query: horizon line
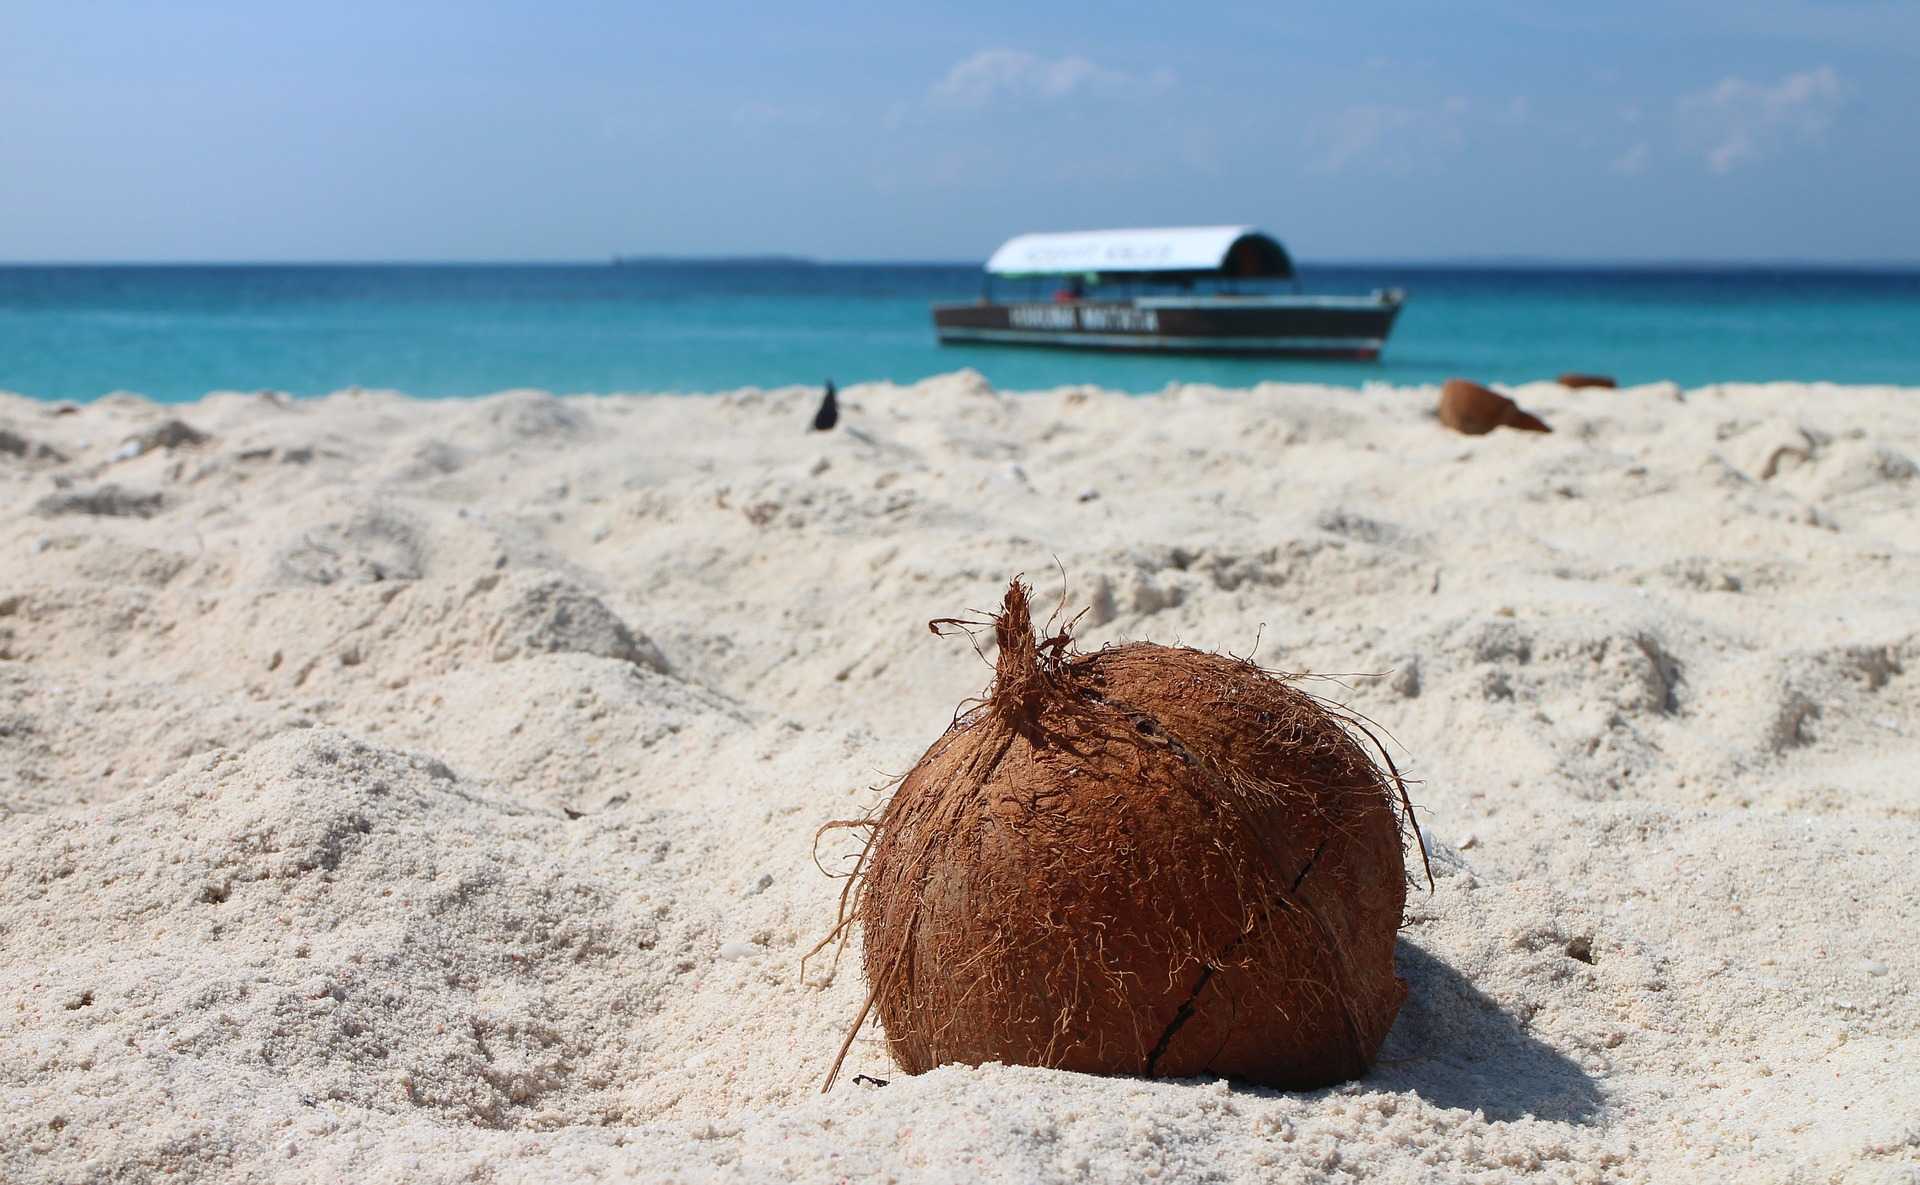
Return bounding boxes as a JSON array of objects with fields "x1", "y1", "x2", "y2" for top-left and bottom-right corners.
[{"x1": 4, "y1": 255, "x2": 1920, "y2": 271}]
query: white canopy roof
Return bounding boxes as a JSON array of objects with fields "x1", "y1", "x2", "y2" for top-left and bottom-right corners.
[{"x1": 983, "y1": 226, "x2": 1290, "y2": 276}]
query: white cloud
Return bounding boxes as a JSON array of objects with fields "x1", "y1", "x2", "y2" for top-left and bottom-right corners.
[
  {"x1": 1306, "y1": 95, "x2": 1525, "y2": 174},
  {"x1": 930, "y1": 49, "x2": 1168, "y2": 109},
  {"x1": 1610, "y1": 141, "x2": 1650, "y2": 176},
  {"x1": 1309, "y1": 104, "x2": 1426, "y2": 173},
  {"x1": 1677, "y1": 66, "x2": 1844, "y2": 174}
]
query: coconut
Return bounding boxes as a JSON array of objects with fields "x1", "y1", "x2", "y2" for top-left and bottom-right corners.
[
  {"x1": 819, "y1": 580, "x2": 1422, "y2": 1089},
  {"x1": 1438, "y1": 378, "x2": 1552, "y2": 435}
]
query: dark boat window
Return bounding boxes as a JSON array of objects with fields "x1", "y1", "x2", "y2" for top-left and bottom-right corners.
[
  {"x1": 986, "y1": 271, "x2": 1313, "y2": 300},
  {"x1": 981, "y1": 229, "x2": 1299, "y2": 300}
]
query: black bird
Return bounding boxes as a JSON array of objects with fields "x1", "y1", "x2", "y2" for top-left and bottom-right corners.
[{"x1": 811, "y1": 379, "x2": 838, "y2": 432}]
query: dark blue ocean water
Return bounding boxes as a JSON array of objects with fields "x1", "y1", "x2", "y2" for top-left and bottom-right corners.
[{"x1": 3, "y1": 262, "x2": 1918, "y2": 402}]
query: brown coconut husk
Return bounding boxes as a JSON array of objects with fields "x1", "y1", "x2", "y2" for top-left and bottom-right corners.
[
  {"x1": 1556, "y1": 372, "x2": 1618, "y2": 390},
  {"x1": 1439, "y1": 378, "x2": 1552, "y2": 435},
  {"x1": 815, "y1": 580, "x2": 1424, "y2": 1090}
]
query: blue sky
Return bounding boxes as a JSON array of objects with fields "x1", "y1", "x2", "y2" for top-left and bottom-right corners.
[{"x1": 3, "y1": 1, "x2": 1917, "y2": 263}]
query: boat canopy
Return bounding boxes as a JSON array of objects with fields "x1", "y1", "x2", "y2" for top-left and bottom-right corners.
[{"x1": 983, "y1": 226, "x2": 1294, "y2": 280}]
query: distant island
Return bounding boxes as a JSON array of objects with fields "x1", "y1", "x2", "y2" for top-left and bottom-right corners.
[{"x1": 611, "y1": 253, "x2": 817, "y2": 267}]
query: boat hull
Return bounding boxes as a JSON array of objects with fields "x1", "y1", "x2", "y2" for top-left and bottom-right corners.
[{"x1": 931, "y1": 296, "x2": 1401, "y2": 359}]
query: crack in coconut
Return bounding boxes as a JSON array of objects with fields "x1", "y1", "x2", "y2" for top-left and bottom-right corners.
[
  {"x1": 1143, "y1": 837, "x2": 1332, "y2": 1078},
  {"x1": 816, "y1": 578, "x2": 1424, "y2": 1091}
]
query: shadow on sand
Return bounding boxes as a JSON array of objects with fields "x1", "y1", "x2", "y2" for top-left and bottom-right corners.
[{"x1": 1368, "y1": 938, "x2": 1603, "y2": 1123}]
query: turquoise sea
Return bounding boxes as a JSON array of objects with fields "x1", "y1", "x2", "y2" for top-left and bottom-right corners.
[{"x1": 3, "y1": 262, "x2": 1919, "y2": 403}]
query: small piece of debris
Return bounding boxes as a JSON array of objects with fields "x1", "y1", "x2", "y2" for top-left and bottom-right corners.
[
  {"x1": 811, "y1": 380, "x2": 839, "y2": 432},
  {"x1": 1558, "y1": 372, "x2": 1617, "y2": 390},
  {"x1": 717, "y1": 941, "x2": 762, "y2": 961}
]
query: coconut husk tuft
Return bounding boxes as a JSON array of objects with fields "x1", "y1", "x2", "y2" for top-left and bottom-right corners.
[
  {"x1": 817, "y1": 579, "x2": 1422, "y2": 1091},
  {"x1": 928, "y1": 578, "x2": 1075, "y2": 735}
]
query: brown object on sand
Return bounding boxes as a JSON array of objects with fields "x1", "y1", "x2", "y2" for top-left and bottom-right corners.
[
  {"x1": 819, "y1": 580, "x2": 1420, "y2": 1090},
  {"x1": 1557, "y1": 373, "x2": 1618, "y2": 390},
  {"x1": 1438, "y1": 379, "x2": 1552, "y2": 435}
]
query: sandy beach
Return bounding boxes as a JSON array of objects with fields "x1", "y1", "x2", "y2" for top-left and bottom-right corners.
[{"x1": 2, "y1": 374, "x2": 1916, "y2": 1183}]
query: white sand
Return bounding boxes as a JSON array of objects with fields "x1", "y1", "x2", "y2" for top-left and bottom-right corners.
[{"x1": 2, "y1": 374, "x2": 1916, "y2": 1183}]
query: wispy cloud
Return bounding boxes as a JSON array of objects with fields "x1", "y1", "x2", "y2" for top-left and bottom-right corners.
[
  {"x1": 1677, "y1": 66, "x2": 1845, "y2": 174},
  {"x1": 1610, "y1": 141, "x2": 1650, "y2": 176},
  {"x1": 1309, "y1": 104, "x2": 1426, "y2": 173},
  {"x1": 929, "y1": 49, "x2": 1170, "y2": 109},
  {"x1": 1308, "y1": 94, "x2": 1535, "y2": 174}
]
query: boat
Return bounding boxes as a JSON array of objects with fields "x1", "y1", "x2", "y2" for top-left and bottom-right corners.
[{"x1": 932, "y1": 226, "x2": 1403, "y2": 359}]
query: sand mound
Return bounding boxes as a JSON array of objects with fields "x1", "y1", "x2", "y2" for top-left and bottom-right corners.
[
  {"x1": 0, "y1": 731, "x2": 687, "y2": 1146},
  {"x1": 392, "y1": 653, "x2": 745, "y2": 807},
  {"x1": 277, "y1": 503, "x2": 429, "y2": 585},
  {"x1": 467, "y1": 390, "x2": 590, "y2": 444},
  {"x1": 243, "y1": 569, "x2": 668, "y2": 686},
  {"x1": 0, "y1": 427, "x2": 66, "y2": 463}
]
